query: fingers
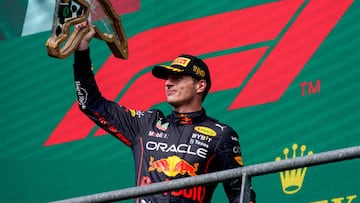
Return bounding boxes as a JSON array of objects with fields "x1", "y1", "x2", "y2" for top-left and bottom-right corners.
[
  {"x1": 76, "y1": 21, "x2": 95, "y2": 51},
  {"x1": 75, "y1": 21, "x2": 95, "y2": 35},
  {"x1": 75, "y1": 21, "x2": 88, "y2": 31}
]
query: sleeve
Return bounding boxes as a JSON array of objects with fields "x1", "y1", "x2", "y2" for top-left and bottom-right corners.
[
  {"x1": 72, "y1": 49, "x2": 145, "y2": 146},
  {"x1": 217, "y1": 127, "x2": 256, "y2": 203}
]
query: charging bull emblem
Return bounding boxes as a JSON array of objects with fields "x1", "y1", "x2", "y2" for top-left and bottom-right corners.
[{"x1": 148, "y1": 156, "x2": 199, "y2": 177}]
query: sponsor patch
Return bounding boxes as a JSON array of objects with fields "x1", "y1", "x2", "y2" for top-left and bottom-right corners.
[
  {"x1": 194, "y1": 126, "x2": 217, "y2": 137},
  {"x1": 148, "y1": 155, "x2": 199, "y2": 177},
  {"x1": 156, "y1": 120, "x2": 169, "y2": 131},
  {"x1": 171, "y1": 57, "x2": 191, "y2": 67}
]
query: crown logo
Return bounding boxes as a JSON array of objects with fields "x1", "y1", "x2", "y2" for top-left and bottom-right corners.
[{"x1": 275, "y1": 144, "x2": 313, "y2": 194}]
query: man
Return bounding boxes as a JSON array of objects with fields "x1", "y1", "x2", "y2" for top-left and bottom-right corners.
[{"x1": 73, "y1": 22, "x2": 255, "y2": 203}]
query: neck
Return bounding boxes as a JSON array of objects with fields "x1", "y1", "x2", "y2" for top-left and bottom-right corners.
[
  {"x1": 171, "y1": 108, "x2": 206, "y2": 125},
  {"x1": 173, "y1": 104, "x2": 203, "y2": 113}
]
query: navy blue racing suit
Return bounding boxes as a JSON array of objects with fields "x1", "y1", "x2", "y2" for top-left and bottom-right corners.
[{"x1": 73, "y1": 49, "x2": 255, "y2": 203}]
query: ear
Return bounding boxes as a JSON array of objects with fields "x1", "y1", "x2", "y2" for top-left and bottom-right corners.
[{"x1": 196, "y1": 79, "x2": 207, "y2": 94}]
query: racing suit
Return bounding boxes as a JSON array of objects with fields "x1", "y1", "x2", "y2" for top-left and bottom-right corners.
[{"x1": 73, "y1": 49, "x2": 255, "y2": 203}]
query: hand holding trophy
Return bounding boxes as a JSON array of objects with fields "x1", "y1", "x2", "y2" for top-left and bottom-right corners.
[{"x1": 46, "y1": 0, "x2": 128, "y2": 59}]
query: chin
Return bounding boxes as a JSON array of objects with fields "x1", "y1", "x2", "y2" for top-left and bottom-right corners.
[{"x1": 167, "y1": 98, "x2": 181, "y2": 108}]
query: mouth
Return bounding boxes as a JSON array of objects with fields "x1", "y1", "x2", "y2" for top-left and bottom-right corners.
[{"x1": 166, "y1": 89, "x2": 177, "y2": 96}]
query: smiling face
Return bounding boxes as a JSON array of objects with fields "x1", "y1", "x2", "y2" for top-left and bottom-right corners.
[{"x1": 165, "y1": 75, "x2": 206, "y2": 112}]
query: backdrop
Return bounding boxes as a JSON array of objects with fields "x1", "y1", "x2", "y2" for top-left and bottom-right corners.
[{"x1": 0, "y1": 0, "x2": 359, "y2": 202}]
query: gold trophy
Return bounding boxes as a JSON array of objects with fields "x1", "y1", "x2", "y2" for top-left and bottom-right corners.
[{"x1": 46, "y1": 0, "x2": 128, "y2": 59}]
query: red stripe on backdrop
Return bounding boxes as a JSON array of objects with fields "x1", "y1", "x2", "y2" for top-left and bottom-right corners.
[{"x1": 229, "y1": 0, "x2": 353, "y2": 109}]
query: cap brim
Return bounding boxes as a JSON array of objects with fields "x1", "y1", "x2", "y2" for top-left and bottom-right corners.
[{"x1": 152, "y1": 65, "x2": 185, "y2": 79}]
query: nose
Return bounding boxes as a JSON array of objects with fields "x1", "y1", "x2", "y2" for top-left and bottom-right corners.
[
  {"x1": 165, "y1": 78, "x2": 173, "y2": 89},
  {"x1": 165, "y1": 75, "x2": 176, "y2": 85}
]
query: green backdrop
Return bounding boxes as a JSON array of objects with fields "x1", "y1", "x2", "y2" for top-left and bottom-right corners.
[{"x1": 0, "y1": 0, "x2": 359, "y2": 202}]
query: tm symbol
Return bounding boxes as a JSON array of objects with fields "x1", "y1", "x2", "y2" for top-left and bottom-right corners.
[{"x1": 300, "y1": 80, "x2": 320, "y2": 96}]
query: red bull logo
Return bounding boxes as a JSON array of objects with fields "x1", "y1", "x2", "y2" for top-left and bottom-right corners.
[
  {"x1": 171, "y1": 186, "x2": 204, "y2": 202},
  {"x1": 148, "y1": 156, "x2": 199, "y2": 177}
]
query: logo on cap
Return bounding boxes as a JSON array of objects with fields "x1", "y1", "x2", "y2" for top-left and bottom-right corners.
[
  {"x1": 171, "y1": 57, "x2": 191, "y2": 67},
  {"x1": 193, "y1": 65, "x2": 206, "y2": 78}
]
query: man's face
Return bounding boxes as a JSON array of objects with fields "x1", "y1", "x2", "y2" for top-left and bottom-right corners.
[{"x1": 165, "y1": 75, "x2": 199, "y2": 108}]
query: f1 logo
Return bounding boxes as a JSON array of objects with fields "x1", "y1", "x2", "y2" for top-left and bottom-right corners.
[{"x1": 44, "y1": 0, "x2": 353, "y2": 146}]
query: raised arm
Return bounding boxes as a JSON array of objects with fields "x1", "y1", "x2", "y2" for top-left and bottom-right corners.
[{"x1": 71, "y1": 21, "x2": 136, "y2": 147}]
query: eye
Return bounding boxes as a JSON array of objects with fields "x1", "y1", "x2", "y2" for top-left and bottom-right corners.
[
  {"x1": 173, "y1": 75, "x2": 182, "y2": 80},
  {"x1": 168, "y1": 75, "x2": 182, "y2": 81}
]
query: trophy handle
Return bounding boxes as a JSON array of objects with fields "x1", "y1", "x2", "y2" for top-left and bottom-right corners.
[{"x1": 93, "y1": 0, "x2": 128, "y2": 59}]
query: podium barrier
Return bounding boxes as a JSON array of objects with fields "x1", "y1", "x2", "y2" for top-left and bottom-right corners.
[{"x1": 51, "y1": 146, "x2": 360, "y2": 203}]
